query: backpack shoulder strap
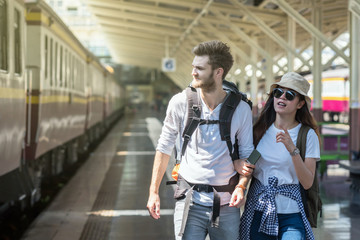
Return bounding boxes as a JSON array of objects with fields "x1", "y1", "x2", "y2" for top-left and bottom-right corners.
[
  {"x1": 296, "y1": 124, "x2": 323, "y2": 227},
  {"x1": 241, "y1": 93, "x2": 252, "y2": 110},
  {"x1": 296, "y1": 124, "x2": 311, "y2": 160},
  {"x1": 219, "y1": 92, "x2": 241, "y2": 160},
  {"x1": 296, "y1": 124, "x2": 312, "y2": 218},
  {"x1": 181, "y1": 87, "x2": 202, "y2": 156}
]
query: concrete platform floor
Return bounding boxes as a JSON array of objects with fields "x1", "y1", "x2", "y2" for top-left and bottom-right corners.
[{"x1": 22, "y1": 109, "x2": 360, "y2": 239}]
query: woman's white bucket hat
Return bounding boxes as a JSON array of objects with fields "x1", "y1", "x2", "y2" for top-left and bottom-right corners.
[{"x1": 270, "y1": 72, "x2": 311, "y2": 110}]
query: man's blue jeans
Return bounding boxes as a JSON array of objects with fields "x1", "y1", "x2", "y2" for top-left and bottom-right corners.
[
  {"x1": 250, "y1": 210, "x2": 306, "y2": 240},
  {"x1": 174, "y1": 199, "x2": 240, "y2": 240}
]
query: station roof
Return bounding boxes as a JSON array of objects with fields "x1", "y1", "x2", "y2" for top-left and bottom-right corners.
[{"x1": 85, "y1": 0, "x2": 349, "y2": 88}]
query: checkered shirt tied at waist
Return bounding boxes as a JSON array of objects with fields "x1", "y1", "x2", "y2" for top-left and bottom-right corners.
[{"x1": 239, "y1": 176, "x2": 314, "y2": 240}]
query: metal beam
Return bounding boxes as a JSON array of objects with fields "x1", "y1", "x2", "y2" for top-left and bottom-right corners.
[
  {"x1": 113, "y1": 56, "x2": 160, "y2": 69},
  {"x1": 273, "y1": 0, "x2": 350, "y2": 63},
  {"x1": 211, "y1": 8, "x2": 272, "y2": 61},
  {"x1": 106, "y1": 35, "x2": 175, "y2": 48},
  {"x1": 170, "y1": 0, "x2": 214, "y2": 56},
  {"x1": 90, "y1": 8, "x2": 185, "y2": 29},
  {"x1": 322, "y1": 44, "x2": 349, "y2": 70},
  {"x1": 349, "y1": 0, "x2": 360, "y2": 19},
  {"x1": 87, "y1": 0, "x2": 198, "y2": 21},
  {"x1": 108, "y1": 45, "x2": 165, "y2": 57},
  {"x1": 228, "y1": 0, "x2": 311, "y2": 69},
  {"x1": 211, "y1": 8, "x2": 284, "y2": 72},
  {"x1": 201, "y1": 21, "x2": 261, "y2": 74},
  {"x1": 102, "y1": 28, "x2": 169, "y2": 42},
  {"x1": 114, "y1": 0, "x2": 286, "y2": 21},
  {"x1": 98, "y1": 20, "x2": 182, "y2": 37}
]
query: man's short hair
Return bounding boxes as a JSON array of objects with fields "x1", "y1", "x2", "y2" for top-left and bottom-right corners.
[{"x1": 192, "y1": 40, "x2": 234, "y2": 79}]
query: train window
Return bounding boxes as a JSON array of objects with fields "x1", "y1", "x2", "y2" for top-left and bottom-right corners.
[
  {"x1": 44, "y1": 35, "x2": 48, "y2": 80},
  {"x1": 79, "y1": 61, "x2": 82, "y2": 91},
  {"x1": 54, "y1": 42, "x2": 58, "y2": 86},
  {"x1": 59, "y1": 45, "x2": 63, "y2": 87},
  {"x1": 76, "y1": 60, "x2": 80, "y2": 91},
  {"x1": 80, "y1": 63, "x2": 84, "y2": 92},
  {"x1": 73, "y1": 57, "x2": 77, "y2": 90},
  {"x1": 77, "y1": 61, "x2": 80, "y2": 91},
  {"x1": 50, "y1": 38, "x2": 53, "y2": 86},
  {"x1": 78, "y1": 61, "x2": 82, "y2": 91},
  {"x1": 64, "y1": 49, "x2": 67, "y2": 88},
  {"x1": 70, "y1": 56, "x2": 76, "y2": 89},
  {"x1": 14, "y1": 8, "x2": 21, "y2": 74},
  {"x1": 69, "y1": 53, "x2": 73, "y2": 89},
  {"x1": 0, "y1": 0, "x2": 7, "y2": 71}
]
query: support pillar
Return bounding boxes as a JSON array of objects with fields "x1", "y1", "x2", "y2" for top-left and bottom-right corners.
[
  {"x1": 265, "y1": 37, "x2": 274, "y2": 94},
  {"x1": 311, "y1": 1, "x2": 323, "y2": 122},
  {"x1": 287, "y1": 16, "x2": 296, "y2": 72},
  {"x1": 350, "y1": 12, "x2": 360, "y2": 162},
  {"x1": 239, "y1": 62, "x2": 247, "y2": 93},
  {"x1": 251, "y1": 38, "x2": 259, "y2": 117}
]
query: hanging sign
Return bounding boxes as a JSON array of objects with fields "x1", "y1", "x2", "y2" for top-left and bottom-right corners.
[{"x1": 162, "y1": 58, "x2": 176, "y2": 72}]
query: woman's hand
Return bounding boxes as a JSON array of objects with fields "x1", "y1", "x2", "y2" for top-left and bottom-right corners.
[{"x1": 276, "y1": 128, "x2": 296, "y2": 153}]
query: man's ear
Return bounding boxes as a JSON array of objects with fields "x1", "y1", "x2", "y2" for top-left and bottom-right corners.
[{"x1": 216, "y1": 68, "x2": 224, "y2": 78}]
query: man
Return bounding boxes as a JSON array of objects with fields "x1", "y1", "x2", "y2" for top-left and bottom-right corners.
[{"x1": 147, "y1": 40, "x2": 254, "y2": 240}]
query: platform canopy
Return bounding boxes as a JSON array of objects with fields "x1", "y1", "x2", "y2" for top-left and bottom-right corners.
[{"x1": 84, "y1": 0, "x2": 349, "y2": 89}]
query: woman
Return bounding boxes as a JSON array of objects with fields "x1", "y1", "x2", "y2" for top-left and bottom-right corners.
[{"x1": 239, "y1": 72, "x2": 320, "y2": 240}]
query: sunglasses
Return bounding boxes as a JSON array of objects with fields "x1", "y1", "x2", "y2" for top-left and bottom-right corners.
[{"x1": 272, "y1": 88, "x2": 297, "y2": 101}]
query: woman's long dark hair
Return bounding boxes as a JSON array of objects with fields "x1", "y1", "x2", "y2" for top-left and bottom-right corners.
[{"x1": 253, "y1": 90, "x2": 321, "y2": 147}]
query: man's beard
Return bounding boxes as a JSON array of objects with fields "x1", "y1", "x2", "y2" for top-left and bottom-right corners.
[{"x1": 191, "y1": 72, "x2": 216, "y2": 92}]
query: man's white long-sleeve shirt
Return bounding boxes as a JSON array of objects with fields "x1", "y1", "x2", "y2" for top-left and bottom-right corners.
[{"x1": 156, "y1": 89, "x2": 254, "y2": 205}]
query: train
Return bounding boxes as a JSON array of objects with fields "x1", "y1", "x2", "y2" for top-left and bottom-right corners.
[
  {"x1": 0, "y1": 0, "x2": 125, "y2": 210},
  {"x1": 304, "y1": 67, "x2": 349, "y2": 123}
]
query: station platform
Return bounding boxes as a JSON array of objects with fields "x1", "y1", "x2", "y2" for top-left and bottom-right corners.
[{"x1": 22, "y1": 109, "x2": 360, "y2": 240}]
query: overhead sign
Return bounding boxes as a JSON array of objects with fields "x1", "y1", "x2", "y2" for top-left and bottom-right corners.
[{"x1": 162, "y1": 58, "x2": 176, "y2": 72}]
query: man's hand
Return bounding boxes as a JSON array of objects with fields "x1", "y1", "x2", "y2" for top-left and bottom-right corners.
[
  {"x1": 147, "y1": 192, "x2": 161, "y2": 219},
  {"x1": 233, "y1": 159, "x2": 255, "y2": 176},
  {"x1": 147, "y1": 151, "x2": 170, "y2": 220},
  {"x1": 229, "y1": 187, "x2": 246, "y2": 208}
]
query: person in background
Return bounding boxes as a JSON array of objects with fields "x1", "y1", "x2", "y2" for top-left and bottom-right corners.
[
  {"x1": 239, "y1": 72, "x2": 321, "y2": 240},
  {"x1": 147, "y1": 40, "x2": 254, "y2": 240}
]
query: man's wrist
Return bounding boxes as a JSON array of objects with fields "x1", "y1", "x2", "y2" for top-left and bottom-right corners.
[{"x1": 235, "y1": 183, "x2": 246, "y2": 191}]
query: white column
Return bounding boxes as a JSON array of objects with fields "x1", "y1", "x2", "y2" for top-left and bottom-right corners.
[
  {"x1": 350, "y1": 13, "x2": 360, "y2": 107},
  {"x1": 265, "y1": 37, "x2": 274, "y2": 94},
  {"x1": 251, "y1": 38, "x2": 258, "y2": 114},
  {"x1": 239, "y1": 62, "x2": 247, "y2": 94},
  {"x1": 349, "y1": 11, "x2": 360, "y2": 160},
  {"x1": 287, "y1": 16, "x2": 296, "y2": 72},
  {"x1": 311, "y1": 1, "x2": 323, "y2": 121}
]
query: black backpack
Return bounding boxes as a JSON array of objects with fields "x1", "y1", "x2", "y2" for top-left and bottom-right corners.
[
  {"x1": 297, "y1": 125, "x2": 323, "y2": 228},
  {"x1": 168, "y1": 80, "x2": 252, "y2": 184}
]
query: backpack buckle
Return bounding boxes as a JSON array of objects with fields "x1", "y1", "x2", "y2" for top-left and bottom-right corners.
[
  {"x1": 224, "y1": 134, "x2": 231, "y2": 141},
  {"x1": 192, "y1": 105, "x2": 200, "y2": 114},
  {"x1": 183, "y1": 134, "x2": 191, "y2": 140},
  {"x1": 226, "y1": 104, "x2": 235, "y2": 109}
]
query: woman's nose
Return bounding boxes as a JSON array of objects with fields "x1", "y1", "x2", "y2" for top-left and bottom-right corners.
[{"x1": 279, "y1": 92, "x2": 286, "y2": 99}]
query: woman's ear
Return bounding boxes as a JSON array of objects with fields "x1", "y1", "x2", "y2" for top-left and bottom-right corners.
[{"x1": 297, "y1": 100, "x2": 305, "y2": 109}]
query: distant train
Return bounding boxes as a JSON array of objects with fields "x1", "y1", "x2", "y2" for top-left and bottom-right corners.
[
  {"x1": 0, "y1": 0, "x2": 125, "y2": 209},
  {"x1": 304, "y1": 67, "x2": 349, "y2": 123}
]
